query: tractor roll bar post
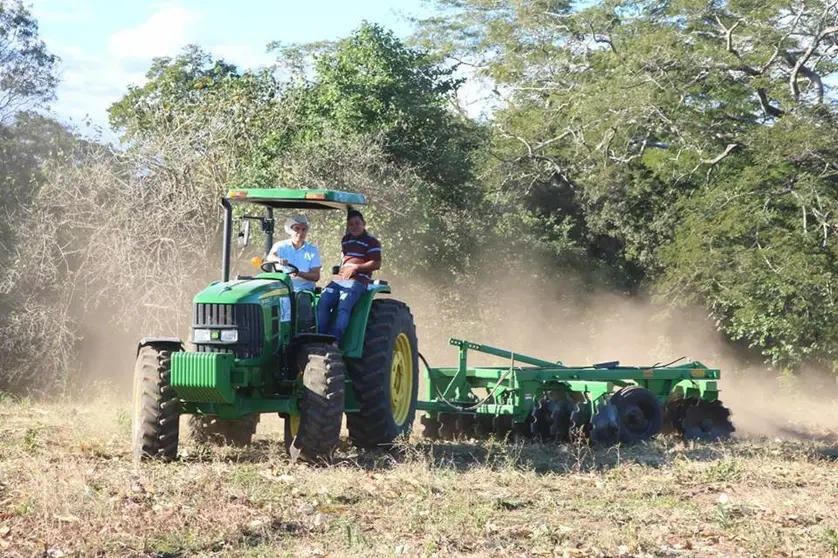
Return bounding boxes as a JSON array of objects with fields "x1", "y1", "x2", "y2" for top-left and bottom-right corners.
[
  {"x1": 264, "y1": 207, "x2": 274, "y2": 256},
  {"x1": 221, "y1": 198, "x2": 232, "y2": 282}
]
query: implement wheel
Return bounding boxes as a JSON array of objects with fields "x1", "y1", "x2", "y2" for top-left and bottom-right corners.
[
  {"x1": 347, "y1": 299, "x2": 419, "y2": 449},
  {"x1": 285, "y1": 342, "x2": 346, "y2": 463},
  {"x1": 188, "y1": 414, "x2": 260, "y2": 447},
  {"x1": 132, "y1": 345, "x2": 181, "y2": 462},
  {"x1": 610, "y1": 386, "x2": 663, "y2": 444}
]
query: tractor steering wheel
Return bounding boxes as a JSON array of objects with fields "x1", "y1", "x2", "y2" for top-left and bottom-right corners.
[{"x1": 261, "y1": 261, "x2": 300, "y2": 275}]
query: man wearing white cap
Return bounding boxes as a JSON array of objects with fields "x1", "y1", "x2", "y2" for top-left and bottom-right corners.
[{"x1": 265, "y1": 214, "x2": 321, "y2": 292}]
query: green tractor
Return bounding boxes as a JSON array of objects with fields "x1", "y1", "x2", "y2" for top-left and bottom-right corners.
[{"x1": 132, "y1": 188, "x2": 419, "y2": 463}]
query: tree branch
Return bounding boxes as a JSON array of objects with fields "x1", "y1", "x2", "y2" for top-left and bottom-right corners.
[
  {"x1": 715, "y1": 16, "x2": 743, "y2": 56},
  {"x1": 757, "y1": 88, "x2": 784, "y2": 118},
  {"x1": 690, "y1": 144, "x2": 739, "y2": 176},
  {"x1": 790, "y1": 25, "x2": 838, "y2": 102}
]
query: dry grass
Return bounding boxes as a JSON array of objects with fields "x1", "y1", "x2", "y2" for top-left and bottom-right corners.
[{"x1": 1, "y1": 391, "x2": 837, "y2": 558}]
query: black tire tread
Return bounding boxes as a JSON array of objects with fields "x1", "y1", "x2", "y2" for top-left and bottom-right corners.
[
  {"x1": 610, "y1": 385, "x2": 663, "y2": 444},
  {"x1": 346, "y1": 299, "x2": 419, "y2": 449},
  {"x1": 288, "y1": 342, "x2": 346, "y2": 463},
  {"x1": 133, "y1": 346, "x2": 180, "y2": 461}
]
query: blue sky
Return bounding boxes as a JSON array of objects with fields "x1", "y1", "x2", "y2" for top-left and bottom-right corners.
[{"x1": 28, "y1": 1, "x2": 439, "y2": 138}]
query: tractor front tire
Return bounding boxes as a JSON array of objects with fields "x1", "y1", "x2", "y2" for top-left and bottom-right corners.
[
  {"x1": 285, "y1": 342, "x2": 346, "y2": 463},
  {"x1": 346, "y1": 299, "x2": 419, "y2": 450},
  {"x1": 132, "y1": 345, "x2": 180, "y2": 462},
  {"x1": 188, "y1": 414, "x2": 260, "y2": 447}
]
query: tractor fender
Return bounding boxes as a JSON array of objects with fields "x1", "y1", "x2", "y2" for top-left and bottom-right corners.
[
  {"x1": 136, "y1": 337, "x2": 185, "y2": 357},
  {"x1": 339, "y1": 285, "x2": 391, "y2": 359}
]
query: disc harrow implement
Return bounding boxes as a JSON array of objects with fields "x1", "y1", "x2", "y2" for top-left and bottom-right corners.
[{"x1": 418, "y1": 339, "x2": 735, "y2": 446}]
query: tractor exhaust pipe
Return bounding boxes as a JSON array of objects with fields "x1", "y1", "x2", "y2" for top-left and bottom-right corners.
[{"x1": 221, "y1": 198, "x2": 232, "y2": 282}]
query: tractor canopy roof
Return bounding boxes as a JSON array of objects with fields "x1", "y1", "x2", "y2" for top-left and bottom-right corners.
[{"x1": 226, "y1": 188, "x2": 366, "y2": 211}]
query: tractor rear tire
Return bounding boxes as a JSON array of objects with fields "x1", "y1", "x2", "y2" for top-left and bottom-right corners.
[
  {"x1": 132, "y1": 345, "x2": 180, "y2": 462},
  {"x1": 188, "y1": 414, "x2": 260, "y2": 447},
  {"x1": 346, "y1": 299, "x2": 419, "y2": 450},
  {"x1": 285, "y1": 342, "x2": 346, "y2": 463}
]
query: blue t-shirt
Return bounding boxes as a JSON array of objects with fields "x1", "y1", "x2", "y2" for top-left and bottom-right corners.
[{"x1": 269, "y1": 239, "x2": 321, "y2": 291}]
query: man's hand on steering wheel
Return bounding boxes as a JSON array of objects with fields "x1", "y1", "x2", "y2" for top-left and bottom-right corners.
[{"x1": 261, "y1": 260, "x2": 299, "y2": 275}]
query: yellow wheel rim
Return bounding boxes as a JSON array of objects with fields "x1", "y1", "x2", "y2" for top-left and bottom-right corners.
[
  {"x1": 288, "y1": 414, "x2": 300, "y2": 437},
  {"x1": 390, "y1": 332, "x2": 414, "y2": 426}
]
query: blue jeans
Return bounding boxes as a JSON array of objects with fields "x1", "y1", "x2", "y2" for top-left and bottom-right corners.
[{"x1": 317, "y1": 280, "x2": 367, "y2": 342}]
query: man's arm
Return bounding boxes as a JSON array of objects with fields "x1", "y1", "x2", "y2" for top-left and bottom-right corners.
[
  {"x1": 340, "y1": 238, "x2": 381, "y2": 278},
  {"x1": 295, "y1": 267, "x2": 321, "y2": 281},
  {"x1": 265, "y1": 242, "x2": 283, "y2": 262},
  {"x1": 349, "y1": 260, "x2": 380, "y2": 273}
]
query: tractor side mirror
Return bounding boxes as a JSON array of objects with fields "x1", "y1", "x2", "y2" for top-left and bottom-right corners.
[{"x1": 237, "y1": 219, "x2": 251, "y2": 248}]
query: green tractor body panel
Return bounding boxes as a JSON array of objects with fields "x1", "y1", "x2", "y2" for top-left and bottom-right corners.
[
  {"x1": 339, "y1": 284, "x2": 392, "y2": 358},
  {"x1": 168, "y1": 270, "x2": 385, "y2": 420},
  {"x1": 193, "y1": 276, "x2": 291, "y2": 305},
  {"x1": 170, "y1": 352, "x2": 236, "y2": 404}
]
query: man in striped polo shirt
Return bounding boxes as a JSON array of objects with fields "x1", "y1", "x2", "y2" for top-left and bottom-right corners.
[{"x1": 317, "y1": 209, "x2": 382, "y2": 342}]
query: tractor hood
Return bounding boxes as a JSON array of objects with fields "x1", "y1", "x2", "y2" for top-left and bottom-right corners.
[{"x1": 193, "y1": 277, "x2": 291, "y2": 305}]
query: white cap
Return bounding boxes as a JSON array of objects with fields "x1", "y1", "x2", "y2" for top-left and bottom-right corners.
[{"x1": 284, "y1": 215, "x2": 309, "y2": 235}]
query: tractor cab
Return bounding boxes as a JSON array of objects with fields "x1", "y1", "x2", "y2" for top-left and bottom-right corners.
[{"x1": 221, "y1": 188, "x2": 390, "y2": 355}]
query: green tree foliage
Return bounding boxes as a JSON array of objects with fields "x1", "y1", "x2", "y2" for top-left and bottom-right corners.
[
  {"x1": 0, "y1": 0, "x2": 59, "y2": 122},
  {"x1": 658, "y1": 112, "x2": 838, "y2": 369},
  {"x1": 272, "y1": 22, "x2": 489, "y2": 272},
  {"x1": 5, "y1": 0, "x2": 838, "y2": 392},
  {"x1": 300, "y1": 22, "x2": 485, "y2": 207},
  {"x1": 416, "y1": 0, "x2": 838, "y2": 369},
  {"x1": 106, "y1": 25, "x2": 489, "y2": 279},
  {"x1": 108, "y1": 44, "x2": 243, "y2": 142}
]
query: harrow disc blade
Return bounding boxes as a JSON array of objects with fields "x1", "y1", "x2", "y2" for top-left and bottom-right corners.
[
  {"x1": 530, "y1": 396, "x2": 559, "y2": 441},
  {"x1": 680, "y1": 400, "x2": 735, "y2": 441},
  {"x1": 662, "y1": 397, "x2": 690, "y2": 434},
  {"x1": 550, "y1": 400, "x2": 574, "y2": 442},
  {"x1": 438, "y1": 413, "x2": 459, "y2": 440},
  {"x1": 569, "y1": 401, "x2": 592, "y2": 442},
  {"x1": 590, "y1": 403, "x2": 621, "y2": 446},
  {"x1": 492, "y1": 414, "x2": 513, "y2": 440},
  {"x1": 474, "y1": 414, "x2": 495, "y2": 439},
  {"x1": 419, "y1": 414, "x2": 440, "y2": 440}
]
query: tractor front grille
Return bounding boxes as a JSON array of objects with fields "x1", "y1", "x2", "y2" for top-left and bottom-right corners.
[{"x1": 192, "y1": 303, "x2": 263, "y2": 360}]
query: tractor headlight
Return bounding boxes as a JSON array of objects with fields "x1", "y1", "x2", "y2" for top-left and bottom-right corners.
[
  {"x1": 220, "y1": 329, "x2": 239, "y2": 342},
  {"x1": 193, "y1": 329, "x2": 212, "y2": 343}
]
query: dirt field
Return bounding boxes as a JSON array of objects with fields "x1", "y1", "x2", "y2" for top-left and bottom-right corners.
[{"x1": 1, "y1": 391, "x2": 837, "y2": 558}]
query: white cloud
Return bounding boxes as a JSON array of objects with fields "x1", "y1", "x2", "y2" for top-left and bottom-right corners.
[
  {"x1": 109, "y1": 3, "x2": 203, "y2": 61},
  {"x1": 42, "y1": 44, "x2": 147, "y2": 144},
  {"x1": 29, "y1": 3, "x2": 285, "y2": 143}
]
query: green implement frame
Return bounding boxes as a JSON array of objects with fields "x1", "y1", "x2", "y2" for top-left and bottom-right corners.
[{"x1": 417, "y1": 338, "x2": 731, "y2": 445}]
